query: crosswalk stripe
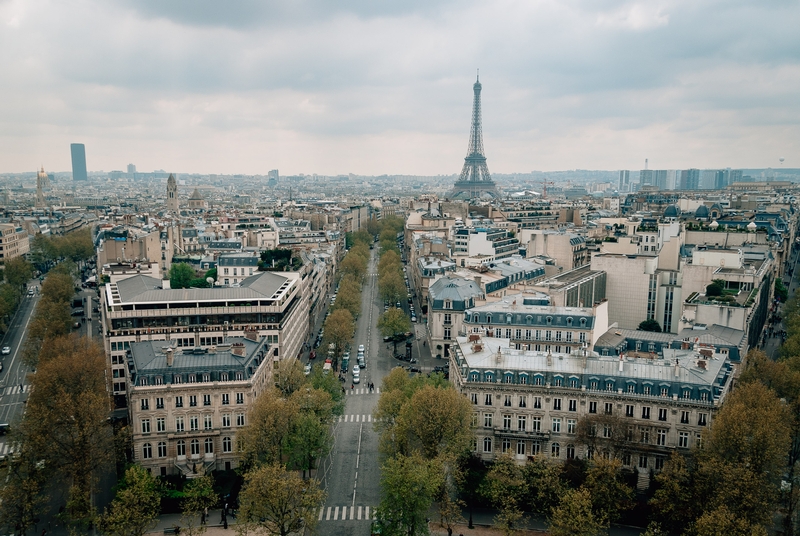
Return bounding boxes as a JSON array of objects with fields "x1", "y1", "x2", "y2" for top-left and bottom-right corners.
[
  {"x1": 334, "y1": 506, "x2": 339, "y2": 520},
  {"x1": 350, "y1": 506, "x2": 354, "y2": 520},
  {"x1": 318, "y1": 507, "x2": 324, "y2": 521},
  {"x1": 357, "y1": 506, "x2": 362, "y2": 520},
  {"x1": 326, "y1": 507, "x2": 331, "y2": 521},
  {"x1": 365, "y1": 506, "x2": 370, "y2": 520}
]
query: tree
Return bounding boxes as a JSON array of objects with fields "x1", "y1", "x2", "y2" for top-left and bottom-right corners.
[
  {"x1": 3, "y1": 256, "x2": 33, "y2": 289},
  {"x1": 273, "y1": 357, "x2": 306, "y2": 397},
  {"x1": 522, "y1": 456, "x2": 567, "y2": 518},
  {"x1": 649, "y1": 452, "x2": 694, "y2": 534},
  {"x1": 308, "y1": 366, "x2": 346, "y2": 416},
  {"x1": 378, "y1": 308, "x2": 412, "y2": 353},
  {"x1": 24, "y1": 336, "x2": 113, "y2": 526},
  {"x1": 286, "y1": 411, "x2": 333, "y2": 479},
  {"x1": 180, "y1": 475, "x2": 217, "y2": 536},
  {"x1": 574, "y1": 413, "x2": 632, "y2": 460},
  {"x1": 379, "y1": 271, "x2": 406, "y2": 306},
  {"x1": 393, "y1": 384, "x2": 474, "y2": 459},
  {"x1": 582, "y1": 458, "x2": 633, "y2": 524},
  {"x1": 637, "y1": 318, "x2": 662, "y2": 332},
  {"x1": 483, "y1": 453, "x2": 527, "y2": 536},
  {"x1": 706, "y1": 281, "x2": 724, "y2": 297},
  {"x1": 169, "y1": 263, "x2": 196, "y2": 289},
  {"x1": 549, "y1": 488, "x2": 606, "y2": 536},
  {"x1": 99, "y1": 465, "x2": 162, "y2": 536},
  {"x1": 692, "y1": 505, "x2": 768, "y2": 536},
  {"x1": 322, "y1": 308, "x2": 355, "y2": 364},
  {"x1": 340, "y1": 254, "x2": 367, "y2": 282},
  {"x1": 0, "y1": 436, "x2": 49, "y2": 536},
  {"x1": 334, "y1": 275, "x2": 362, "y2": 319},
  {"x1": 41, "y1": 271, "x2": 75, "y2": 304},
  {"x1": 376, "y1": 453, "x2": 443, "y2": 536},
  {"x1": 238, "y1": 389, "x2": 299, "y2": 469},
  {"x1": 238, "y1": 463, "x2": 326, "y2": 536},
  {"x1": 22, "y1": 300, "x2": 73, "y2": 367}
]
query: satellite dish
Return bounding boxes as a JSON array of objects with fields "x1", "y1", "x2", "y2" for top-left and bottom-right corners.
[
  {"x1": 206, "y1": 277, "x2": 214, "y2": 285},
  {"x1": 779, "y1": 157, "x2": 785, "y2": 164}
]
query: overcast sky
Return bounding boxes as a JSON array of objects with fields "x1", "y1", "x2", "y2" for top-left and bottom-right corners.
[{"x1": 1, "y1": 0, "x2": 798, "y2": 176}]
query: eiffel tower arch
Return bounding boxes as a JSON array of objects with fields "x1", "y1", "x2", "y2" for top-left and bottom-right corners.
[{"x1": 450, "y1": 74, "x2": 499, "y2": 200}]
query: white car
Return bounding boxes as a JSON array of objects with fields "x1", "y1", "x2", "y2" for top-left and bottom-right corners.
[
  {"x1": 352, "y1": 368, "x2": 361, "y2": 384},
  {"x1": 1, "y1": 347, "x2": 9, "y2": 355},
  {"x1": 358, "y1": 344, "x2": 365, "y2": 353},
  {"x1": 303, "y1": 363, "x2": 312, "y2": 376}
]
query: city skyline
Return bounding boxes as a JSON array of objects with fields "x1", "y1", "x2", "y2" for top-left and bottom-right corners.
[{"x1": 0, "y1": 0, "x2": 797, "y2": 175}]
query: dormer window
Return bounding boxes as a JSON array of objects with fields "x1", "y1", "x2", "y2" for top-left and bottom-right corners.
[
  {"x1": 546, "y1": 316, "x2": 553, "y2": 325},
  {"x1": 444, "y1": 300, "x2": 452, "y2": 310}
]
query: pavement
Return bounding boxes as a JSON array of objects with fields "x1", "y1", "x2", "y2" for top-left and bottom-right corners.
[{"x1": 759, "y1": 247, "x2": 799, "y2": 360}]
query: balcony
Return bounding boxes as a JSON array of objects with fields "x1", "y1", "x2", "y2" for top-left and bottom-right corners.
[{"x1": 493, "y1": 427, "x2": 551, "y2": 440}]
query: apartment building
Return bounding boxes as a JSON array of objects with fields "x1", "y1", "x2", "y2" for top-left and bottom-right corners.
[
  {"x1": 450, "y1": 335, "x2": 734, "y2": 488},
  {"x1": 128, "y1": 332, "x2": 270, "y2": 476},
  {"x1": 0, "y1": 223, "x2": 30, "y2": 263}
]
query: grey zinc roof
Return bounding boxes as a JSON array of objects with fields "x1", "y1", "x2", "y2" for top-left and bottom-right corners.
[
  {"x1": 218, "y1": 254, "x2": 259, "y2": 267},
  {"x1": 676, "y1": 325, "x2": 745, "y2": 347},
  {"x1": 115, "y1": 271, "x2": 289, "y2": 303},
  {"x1": 429, "y1": 276, "x2": 483, "y2": 302},
  {"x1": 130, "y1": 336, "x2": 268, "y2": 377},
  {"x1": 456, "y1": 336, "x2": 727, "y2": 386}
]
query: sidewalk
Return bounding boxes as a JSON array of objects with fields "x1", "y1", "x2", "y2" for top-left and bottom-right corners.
[{"x1": 148, "y1": 509, "x2": 234, "y2": 534}]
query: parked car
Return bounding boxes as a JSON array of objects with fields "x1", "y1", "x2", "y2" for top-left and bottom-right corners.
[
  {"x1": 303, "y1": 363, "x2": 312, "y2": 376},
  {"x1": 1, "y1": 347, "x2": 10, "y2": 355}
]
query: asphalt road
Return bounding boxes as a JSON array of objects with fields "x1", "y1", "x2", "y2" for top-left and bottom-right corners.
[{"x1": 0, "y1": 284, "x2": 40, "y2": 453}]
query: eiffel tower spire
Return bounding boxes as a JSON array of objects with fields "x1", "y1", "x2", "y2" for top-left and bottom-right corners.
[{"x1": 451, "y1": 72, "x2": 498, "y2": 199}]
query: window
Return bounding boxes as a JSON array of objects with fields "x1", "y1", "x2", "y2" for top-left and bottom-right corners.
[
  {"x1": 189, "y1": 395, "x2": 197, "y2": 407},
  {"x1": 518, "y1": 416, "x2": 527, "y2": 431},
  {"x1": 532, "y1": 417, "x2": 541, "y2": 432},
  {"x1": 641, "y1": 406, "x2": 651, "y2": 419},
  {"x1": 444, "y1": 313, "x2": 452, "y2": 324},
  {"x1": 657, "y1": 428, "x2": 667, "y2": 446},
  {"x1": 503, "y1": 415, "x2": 512, "y2": 430},
  {"x1": 568, "y1": 399, "x2": 577, "y2": 412},
  {"x1": 604, "y1": 402, "x2": 613, "y2": 415},
  {"x1": 678, "y1": 432, "x2": 689, "y2": 448},
  {"x1": 142, "y1": 443, "x2": 152, "y2": 459},
  {"x1": 191, "y1": 439, "x2": 200, "y2": 456},
  {"x1": 566, "y1": 444, "x2": 575, "y2": 459},
  {"x1": 222, "y1": 437, "x2": 232, "y2": 453},
  {"x1": 205, "y1": 438, "x2": 214, "y2": 454},
  {"x1": 700, "y1": 391, "x2": 709, "y2": 402},
  {"x1": 532, "y1": 441, "x2": 541, "y2": 455},
  {"x1": 157, "y1": 418, "x2": 166, "y2": 432},
  {"x1": 175, "y1": 396, "x2": 183, "y2": 408},
  {"x1": 484, "y1": 413, "x2": 493, "y2": 428},
  {"x1": 519, "y1": 396, "x2": 527, "y2": 408},
  {"x1": 519, "y1": 375, "x2": 528, "y2": 385},
  {"x1": 175, "y1": 416, "x2": 185, "y2": 432},
  {"x1": 655, "y1": 457, "x2": 665, "y2": 471},
  {"x1": 177, "y1": 440, "x2": 186, "y2": 457},
  {"x1": 190, "y1": 416, "x2": 199, "y2": 431},
  {"x1": 501, "y1": 439, "x2": 511, "y2": 453},
  {"x1": 658, "y1": 408, "x2": 668, "y2": 421},
  {"x1": 470, "y1": 393, "x2": 478, "y2": 405},
  {"x1": 533, "y1": 397, "x2": 542, "y2": 409},
  {"x1": 589, "y1": 401, "x2": 597, "y2": 414},
  {"x1": 471, "y1": 413, "x2": 478, "y2": 427},
  {"x1": 551, "y1": 442, "x2": 560, "y2": 457},
  {"x1": 140, "y1": 398, "x2": 149, "y2": 411},
  {"x1": 643, "y1": 385, "x2": 651, "y2": 395},
  {"x1": 603, "y1": 425, "x2": 612, "y2": 438},
  {"x1": 553, "y1": 398, "x2": 562, "y2": 411},
  {"x1": 682, "y1": 389, "x2": 691, "y2": 400},
  {"x1": 156, "y1": 397, "x2": 164, "y2": 409},
  {"x1": 517, "y1": 441, "x2": 526, "y2": 456},
  {"x1": 485, "y1": 394, "x2": 493, "y2": 405},
  {"x1": 698, "y1": 413, "x2": 707, "y2": 426},
  {"x1": 638, "y1": 455, "x2": 648, "y2": 469},
  {"x1": 204, "y1": 415, "x2": 213, "y2": 430},
  {"x1": 483, "y1": 437, "x2": 493, "y2": 453},
  {"x1": 622, "y1": 453, "x2": 632, "y2": 466},
  {"x1": 504, "y1": 395, "x2": 512, "y2": 407},
  {"x1": 567, "y1": 419, "x2": 576, "y2": 434},
  {"x1": 552, "y1": 418, "x2": 561, "y2": 433},
  {"x1": 590, "y1": 380, "x2": 598, "y2": 390},
  {"x1": 627, "y1": 384, "x2": 636, "y2": 393},
  {"x1": 221, "y1": 372, "x2": 229, "y2": 382},
  {"x1": 157, "y1": 441, "x2": 167, "y2": 458},
  {"x1": 222, "y1": 393, "x2": 230, "y2": 405},
  {"x1": 680, "y1": 411, "x2": 690, "y2": 424},
  {"x1": 660, "y1": 387, "x2": 669, "y2": 397},
  {"x1": 625, "y1": 405, "x2": 634, "y2": 417},
  {"x1": 203, "y1": 394, "x2": 211, "y2": 406},
  {"x1": 141, "y1": 419, "x2": 151, "y2": 434},
  {"x1": 444, "y1": 328, "x2": 451, "y2": 340},
  {"x1": 640, "y1": 428, "x2": 650, "y2": 443},
  {"x1": 236, "y1": 393, "x2": 245, "y2": 404},
  {"x1": 236, "y1": 413, "x2": 245, "y2": 426}
]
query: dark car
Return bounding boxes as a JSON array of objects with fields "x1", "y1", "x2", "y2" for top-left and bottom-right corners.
[{"x1": 405, "y1": 366, "x2": 421, "y2": 373}]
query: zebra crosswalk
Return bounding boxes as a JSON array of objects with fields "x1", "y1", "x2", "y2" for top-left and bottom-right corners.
[
  {"x1": 2, "y1": 384, "x2": 29, "y2": 395},
  {"x1": 337, "y1": 414, "x2": 376, "y2": 423},
  {"x1": 318, "y1": 505, "x2": 377, "y2": 522},
  {"x1": 345, "y1": 387, "x2": 380, "y2": 395},
  {"x1": 0, "y1": 441, "x2": 16, "y2": 457}
]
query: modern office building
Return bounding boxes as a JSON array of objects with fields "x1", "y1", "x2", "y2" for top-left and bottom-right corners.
[
  {"x1": 679, "y1": 169, "x2": 700, "y2": 190},
  {"x1": 71, "y1": 143, "x2": 88, "y2": 181}
]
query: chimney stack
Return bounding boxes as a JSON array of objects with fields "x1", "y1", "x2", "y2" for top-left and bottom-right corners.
[{"x1": 166, "y1": 348, "x2": 174, "y2": 367}]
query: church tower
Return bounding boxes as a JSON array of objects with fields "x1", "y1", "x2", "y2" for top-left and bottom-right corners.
[{"x1": 166, "y1": 173, "x2": 179, "y2": 212}]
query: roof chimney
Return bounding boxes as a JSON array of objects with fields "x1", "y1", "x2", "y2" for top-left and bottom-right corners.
[
  {"x1": 619, "y1": 355, "x2": 624, "y2": 372},
  {"x1": 674, "y1": 359, "x2": 680, "y2": 378},
  {"x1": 165, "y1": 348, "x2": 174, "y2": 367},
  {"x1": 474, "y1": 275, "x2": 482, "y2": 288}
]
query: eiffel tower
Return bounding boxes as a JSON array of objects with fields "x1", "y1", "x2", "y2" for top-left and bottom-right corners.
[{"x1": 450, "y1": 74, "x2": 499, "y2": 199}]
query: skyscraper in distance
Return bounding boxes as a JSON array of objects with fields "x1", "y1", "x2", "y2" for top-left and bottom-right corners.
[{"x1": 70, "y1": 143, "x2": 88, "y2": 181}]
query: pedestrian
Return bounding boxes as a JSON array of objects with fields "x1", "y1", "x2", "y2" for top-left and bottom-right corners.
[{"x1": 351, "y1": 384, "x2": 354, "y2": 390}]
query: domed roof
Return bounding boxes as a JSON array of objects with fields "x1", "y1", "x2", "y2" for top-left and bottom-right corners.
[
  {"x1": 695, "y1": 205, "x2": 710, "y2": 218},
  {"x1": 663, "y1": 205, "x2": 680, "y2": 218},
  {"x1": 189, "y1": 188, "x2": 204, "y2": 200},
  {"x1": 747, "y1": 221, "x2": 757, "y2": 230},
  {"x1": 710, "y1": 202, "x2": 723, "y2": 212}
]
